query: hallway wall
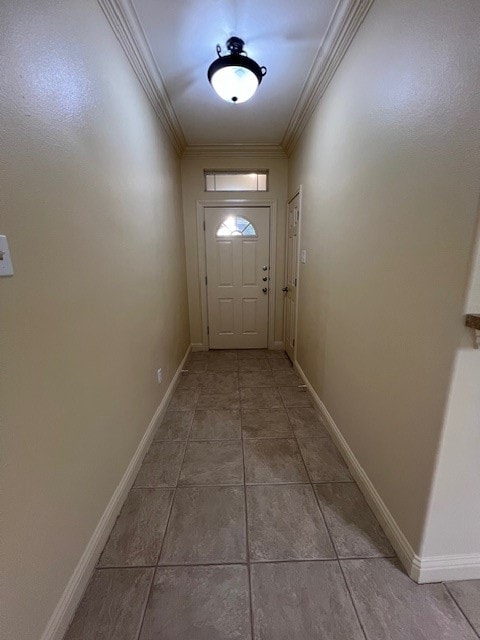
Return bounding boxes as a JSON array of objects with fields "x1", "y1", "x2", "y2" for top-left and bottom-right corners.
[
  {"x1": 0, "y1": 1, "x2": 189, "y2": 639},
  {"x1": 181, "y1": 153, "x2": 288, "y2": 348},
  {"x1": 420, "y1": 217, "x2": 480, "y2": 566},
  {"x1": 288, "y1": 0, "x2": 480, "y2": 561}
]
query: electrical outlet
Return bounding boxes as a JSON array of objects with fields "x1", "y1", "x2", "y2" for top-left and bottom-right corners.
[{"x1": 157, "y1": 368, "x2": 163, "y2": 384}]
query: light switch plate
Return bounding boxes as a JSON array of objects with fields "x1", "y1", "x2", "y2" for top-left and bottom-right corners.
[
  {"x1": 300, "y1": 249, "x2": 307, "y2": 264},
  {"x1": 0, "y1": 235, "x2": 14, "y2": 276}
]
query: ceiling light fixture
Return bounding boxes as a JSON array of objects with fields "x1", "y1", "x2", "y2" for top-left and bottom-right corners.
[{"x1": 207, "y1": 36, "x2": 267, "y2": 104}]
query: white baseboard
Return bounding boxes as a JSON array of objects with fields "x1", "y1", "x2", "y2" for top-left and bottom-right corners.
[
  {"x1": 411, "y1": 554, "x2": 480, "y2": 583},
  {"x1": 294, "y1": 359, "x2": 480, "y2": 584},
  {"x1": 40, "y1": 344, "x2": 192, "y2": 640}
]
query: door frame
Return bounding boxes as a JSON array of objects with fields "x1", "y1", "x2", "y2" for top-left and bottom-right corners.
[
  {"x1": 196, "y1": 199, "x2": 278, "y2": 350},
  {"x1": 284, "y1": 186, "x2": 303, "y2": 362}
]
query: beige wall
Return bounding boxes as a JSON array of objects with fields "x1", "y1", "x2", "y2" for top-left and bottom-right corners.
[
  {"x1": 289, "y1": 0, "x2": 480, "y2": 555},
  {"x1": 420, "y1": 329, "x2": 480, "y2": 560},
  {"x1": 181, "y1": 154, "x2": 288, "y2": 348},
  {"x1": 0, "y1": 1, "x2": 189, "y2": 638},
  {"x1": 420, "y1": 218, "x2": 480, "y2": 560}
]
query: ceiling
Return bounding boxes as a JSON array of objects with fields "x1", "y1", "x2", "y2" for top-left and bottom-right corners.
[{"x1": 131, "y1": 0, "x2": 339, "y2": 146}]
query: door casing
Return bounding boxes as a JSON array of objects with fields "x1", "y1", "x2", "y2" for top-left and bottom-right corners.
[
  {"x1": 283, "y1": 186, "x2": 303, "y2": 362},
  {"x1": 196, "y1": 199, "x2": 278, "y2": 350}
]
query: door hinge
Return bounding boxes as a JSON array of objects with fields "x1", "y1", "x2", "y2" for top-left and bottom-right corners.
[
  {"x1": 205, "y1": 276, "x2": 208, "y2": 286},
  {"x1": 294, "y1": 277, "x2": 297, "y2": 286},
  {"x1": 203, "y1": 220, "x2": 206, "y2": 231},
  {"x1": 207, "y1": 326, "x2": 210, "y2": 335}
]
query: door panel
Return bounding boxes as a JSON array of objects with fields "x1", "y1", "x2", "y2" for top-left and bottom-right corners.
[
  {"x1": 217, "y1": 241, "x2": 234, "y2": 285},
  {"x1": 241, "y1": 242, "x2": 257, "y2": 285},
  {"x1": 205, "y1": 207, "x2": 270, "y2": 349},
  {"x1": 284, "y1": 195, "x2": 300, "y2": 361},
  {"x1": 242, "y1": 298, "x2": 258, "y2": 334},
  {"x1": 218, "y1": 298, "x2": 235, "y2": 334}
]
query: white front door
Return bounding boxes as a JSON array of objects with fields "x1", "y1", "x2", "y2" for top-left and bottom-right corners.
[
  {"x1": 205, "y1": 207, "x2": 270, "y2": 349},
  {"x1": 284, "y1": 194, "x2": 300, "y2": 361}
]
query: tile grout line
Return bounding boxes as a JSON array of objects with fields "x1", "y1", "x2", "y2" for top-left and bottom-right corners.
[
  {"x1": 240, "y1": 373, "x2": 257, "y2": 640},
  {"x1": 96, "y1": 555, "x2": 402, "y2": 571},
  {"x1": 442, "y1": 584, "x2": 480, "y2": 639},
  {"x1": 134, "y1": 390, "x2": 197, "y2": 640},
  {"x1": 129, "y1": 480, "x2": 359, "y2": 489},
  {"x1": 278, "y1": 378, "x2": 371, "y2": 640}
]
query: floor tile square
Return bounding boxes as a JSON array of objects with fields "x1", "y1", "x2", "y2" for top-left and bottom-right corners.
[
  {"x1": 239, "y1": 371, "x2": 275, "y2": 387},
  {"x1": 341, "y1": 558, "x2": 478, "y2": 640},
  {"x1": 287, "y1": 407, "x2": 328, "y2": 437},
  {"x1": 207, "y1": 360, "x2": 239, "y2": 372},
  {"x1": 133, "y1": 441, "x2": 185, "y2": 488},
  {"x1": 64, "y1": 568, "x2": 153, "y2": 640},
  {"x1": 185, "y1": 359, "x2": 208, "y2": 372},
  {"x1": 176, "y1": 372, "x2": 203, "y2": 390},
  {"x1": 179, "y1": 440, "x2": 244, "y2": 485},
  {"x1": 250, "y1": 561, "x2": 365, "y2": 640},
  {"x1": 241, "y1": 409, "x2": 293, "y2": 439},
  {"x1": 272, "y1": 370, "x2": 302, "y2": 386},
  {"x1": 208, "y1": 350, "x2": 238, "y2": 361},
  {"x1": 153, "y1": 411, "x2": 194, "y2": 441},
  {"x1": 190, "y1": 409, "x2": 241, "y2": 439},
  {"x1": 244, "y1": 438, "x2": 309, "y2": 484},
  {"x1": 187, "y1": 351, "x2": 209, "y2": 361},
  {"x1": 278, "y1": 386, "x2": 313, "y2": 407},
  {"x1": 239, "y1": 358, "x2": 271, "y2": 371},
  {"x1": 297, "y1": 437, "x2": 352, "y2": 482},
  {"x1": 265, "y1": 350, "x2": 288, "y2": 360},
  {"x1": 98, "y1": 488, "x2": 173, "y2": 567},
  {"x1": 201, "y1": 371, "x2": 239, "y2": 393},
  {"x1": 247, "y1": 484, "x2": 334, "y2": 561},
  {"x1": 237, "y1": 349, "x2": 268, "y2": 359},
  {"x1": 241, "y1": 387, "x2": 283, "y2": 409},
  {"x1": 160, "y1": 486, "x2": 246, "y2": 564},
  {"x1": 197, "y1": 390, "x2": 240, "y2": 409},
  {"x1": 267, "y1": 357, "x2": 292, "y2": 370},
  {"x1": 314, "y1": 483, "x2": 394, "y2": 558},
  {"x1": 169, "y1": 388, "x2": 200, "y2": 411},
  {"x1": 445, "y1": 580, "x2": 480, "y2": 633},
  {"x1": 140, "y1": 565, "x2": 251, "y2": 640}
]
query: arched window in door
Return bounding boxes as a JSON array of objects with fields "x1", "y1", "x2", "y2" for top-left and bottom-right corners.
[{"x1": 216, "y1": 215, "x2": 257, "y2": 237}]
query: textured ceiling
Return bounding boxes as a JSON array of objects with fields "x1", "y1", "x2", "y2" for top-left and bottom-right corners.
[{"x1": 132, "y1": 0, "x2": 338, "y2": 145}]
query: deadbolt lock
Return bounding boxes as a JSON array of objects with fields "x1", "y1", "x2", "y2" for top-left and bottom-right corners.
[{"x1": 262, "y1": 265, "x2": 268, "y2": 271}]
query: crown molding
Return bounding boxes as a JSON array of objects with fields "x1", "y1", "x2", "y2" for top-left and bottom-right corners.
[
  {"x1": 281, "y1": 0, "x2": 374, "y2": 156},
  {"x1": 98, "y1": 0, "x2": 372, "y2": 158},
  {"x1": 183, "y1": 144, "x2": 287, "y2": 159},
  {"x1": 97, "y1": 0, "x2": 187, "y2": 154}
]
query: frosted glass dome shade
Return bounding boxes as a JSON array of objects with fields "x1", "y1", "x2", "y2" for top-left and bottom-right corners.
[{"x1": 210, "y1": 66, "x2": 259, "y2": 103}]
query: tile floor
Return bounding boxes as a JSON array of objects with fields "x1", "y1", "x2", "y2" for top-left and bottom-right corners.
[{"x1": 65, "y1": 350, "x2": 480, "y2": 640}]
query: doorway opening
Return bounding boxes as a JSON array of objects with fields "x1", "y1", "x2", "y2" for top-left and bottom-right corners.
[{"x1": 284, "y1": 188, "x2": 302, "y2": 362}]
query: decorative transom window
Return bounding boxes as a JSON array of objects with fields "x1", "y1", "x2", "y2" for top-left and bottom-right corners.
[
  {"x1": 205, "y1": 170, "x2": 268, "y2": 192},
  {"x1": 216, "y1": 216, "x2": 257, "y2": 237}
]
